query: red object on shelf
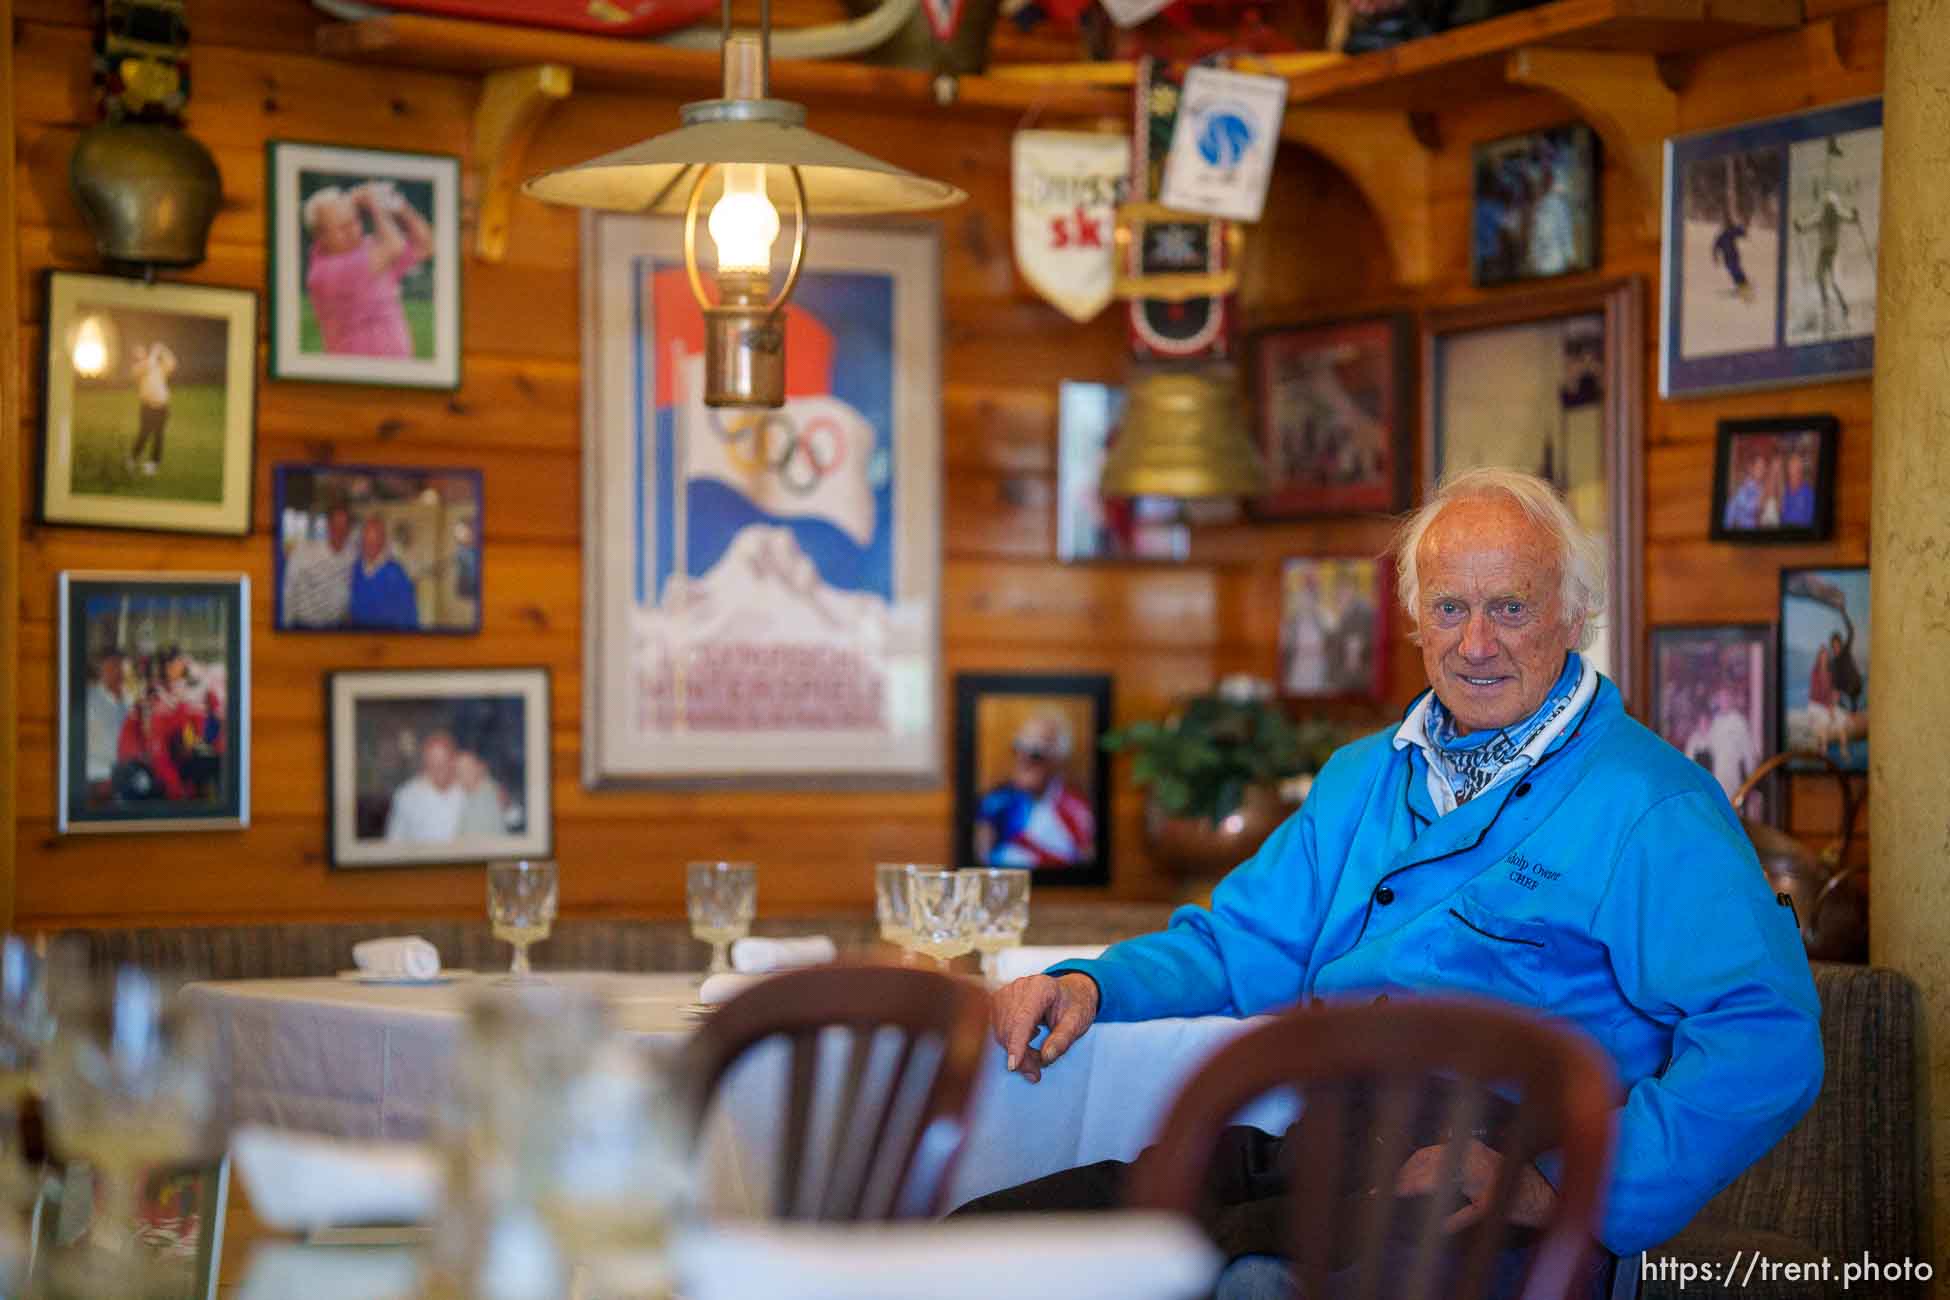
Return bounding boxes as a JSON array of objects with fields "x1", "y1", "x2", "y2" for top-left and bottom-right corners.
[{"x1": 346, "y1": 0, "x2": 718, "y2": 37}]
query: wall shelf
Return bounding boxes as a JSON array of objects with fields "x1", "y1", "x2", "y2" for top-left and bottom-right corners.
[
  {"x1": 314, "y1": 0, "x2": 1802, "y2": 272},
  {"x1": 316, "y1": 0, "x2": 1801, "y2": 118}
]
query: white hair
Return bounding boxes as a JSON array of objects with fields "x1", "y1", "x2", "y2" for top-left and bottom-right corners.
[
  {"x1": 1392, "y1": 467, "x2": 1606, "y2": 651},
  {"x1": 301, "y1": 186, "x2": 348, "y2": 235},
  {"x1": 1017, "y1": 714, "x2": 1073, "y2": 760}
]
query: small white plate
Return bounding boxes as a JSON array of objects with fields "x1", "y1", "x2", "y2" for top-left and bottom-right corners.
[{"x1": 335, "y1": 970, "x2": 470, "y2": 986}]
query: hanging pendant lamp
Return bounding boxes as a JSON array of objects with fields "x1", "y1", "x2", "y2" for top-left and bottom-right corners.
[{"x1": 523, "y1": 0, "x2": 965, "y2": 408}]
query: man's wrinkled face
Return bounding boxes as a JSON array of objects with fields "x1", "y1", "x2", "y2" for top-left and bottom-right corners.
[{"x1": 1416, "y1": 496, "x2": 1581, "y2": 735}]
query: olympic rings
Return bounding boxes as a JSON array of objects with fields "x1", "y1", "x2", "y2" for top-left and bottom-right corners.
[{"x1": 707, "y1": 407, "x2": 848, "y2": 497}]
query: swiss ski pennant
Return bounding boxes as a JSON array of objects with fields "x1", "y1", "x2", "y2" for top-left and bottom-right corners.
[{"x1": 1013, "y1": 130, "x2": 1129, "y2": 324}]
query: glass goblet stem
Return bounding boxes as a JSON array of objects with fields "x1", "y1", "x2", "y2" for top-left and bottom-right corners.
[
  {"x1": 708, "y1": 941, "x2": 732, "y2": 977},
  {"x1": 509, "y1": 941, "x2": 532, "y2": 979},
  {"x1": 980, "y1": 951, "x2": 999, "y2": 986}
]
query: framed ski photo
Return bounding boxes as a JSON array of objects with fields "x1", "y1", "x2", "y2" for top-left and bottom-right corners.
[{"x1": 1660, "y1": 99, "x2": 1881, "y2": 398}]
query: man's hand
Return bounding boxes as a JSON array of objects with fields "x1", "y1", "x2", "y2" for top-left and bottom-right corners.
[
  {"x1": 1393, "y1": 1138, "x2": 1558, "y2": 1232},
  {"x1": 990, "y1": 972, "x2": 1100, "y2": 1083}
]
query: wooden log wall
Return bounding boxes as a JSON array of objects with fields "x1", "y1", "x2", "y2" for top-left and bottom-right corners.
[
  {"x1": 6, "y1": 0, "x2": 1391, "y2": 926},
  {"x1": 6, "y1": 0, "x2": 1883, "y2": 929}
]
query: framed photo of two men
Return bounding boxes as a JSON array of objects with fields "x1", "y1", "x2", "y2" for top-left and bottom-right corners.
[{"x1": 326, "y1": 667, "x2": 552, "y2": 869}]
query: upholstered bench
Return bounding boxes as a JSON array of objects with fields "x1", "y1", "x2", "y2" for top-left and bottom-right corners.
[
  {"x1": 41, "y1": 901, "x2": 1180, "y2": 980},
  {"x1": 1633, "y1": 962, "x2": 1927, "y2": 1300}
]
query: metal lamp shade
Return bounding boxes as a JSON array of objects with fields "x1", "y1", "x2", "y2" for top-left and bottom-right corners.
[
  {"x1": 522, "y1": 106, "x2": 965, "y2": 215},
  {"x1": 1101, "y1": 370, "x2": 1266, "y2": 498}
]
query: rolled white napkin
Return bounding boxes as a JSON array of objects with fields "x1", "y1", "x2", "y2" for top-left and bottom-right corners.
[
  {"x1": 730, "y1": 935, "x2": 837, "y2": 973},
  {"x1": 993, "y1": 944, "x2": 1108, "y2": 985},
  {"x1": 350, "y1": 936, "x2": 441, "y2": 980},
  {"x1": 698, "y1": 973, "x2": 770, "y2": 1006},
  {"x1": 231, "y1": 1125, "x2": 441, "y2": 1231},
  {"x1": 673, "y1": 1212, "x2": 1220, "y2": 1300}
]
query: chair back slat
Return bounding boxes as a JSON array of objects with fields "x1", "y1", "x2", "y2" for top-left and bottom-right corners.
[
  {"x1": 682, "y1": 965, "x2": 991, "y2": 1223},
  {"x1": 815, "y1": 1025, "x2": 883, "y2": 1220},
  {"x1": 1128, "y1": 997, "x2": 1617, "y2": 1300}
]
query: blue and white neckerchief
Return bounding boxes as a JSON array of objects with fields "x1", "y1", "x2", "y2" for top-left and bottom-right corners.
[{"x1": 1393, "y1": 653, "x2": 1598, "y2": 818}]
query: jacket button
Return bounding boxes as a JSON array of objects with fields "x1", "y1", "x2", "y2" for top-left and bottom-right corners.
[
  {"x1": 1373, "y1": 993, "x2": 1390, "y2": 1004},
  {"x1": 1374, "y1": 885, "x2": 1396, "y2": 906},
  {"x1": 1514, "y1": 783, "x2": 1532, "y2": 798}
]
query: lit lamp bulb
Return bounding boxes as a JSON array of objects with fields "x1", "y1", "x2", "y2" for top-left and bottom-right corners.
[
  {"x1": 71, "y1": 315, "x2": 110, "y2": 378},
  {"x1": 707, "y1": 163, "x2": 780, "y2": 275},
  {"x1": 693, "y1": 157, "x2": 798, "y2": 409}
]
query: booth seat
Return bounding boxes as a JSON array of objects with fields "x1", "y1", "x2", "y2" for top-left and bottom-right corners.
[
  {"x1": 1640, "y1": 962, "x2": 1927, "y2": 1299},
  {"x1": 40, "y1": 902, "x2": 1179, "y2": 981}
]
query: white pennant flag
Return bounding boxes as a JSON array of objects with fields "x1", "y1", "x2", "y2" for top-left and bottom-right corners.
[{"x1": 1012, "y1": 130, "x2": 1130, "y2": 324}]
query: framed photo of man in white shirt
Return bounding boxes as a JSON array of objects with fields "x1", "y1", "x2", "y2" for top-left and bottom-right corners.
[{"x1": 326, "y1": 667, "x2": 551, "y2": 868}]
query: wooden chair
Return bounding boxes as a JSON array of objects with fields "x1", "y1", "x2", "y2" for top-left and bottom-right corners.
[
  {"x1": 678, "y1": 964, "x2": 991, "y2": 1222},
  {"x1": 1128, "y1": 996, "x2": 1617, "y2": 1300}
]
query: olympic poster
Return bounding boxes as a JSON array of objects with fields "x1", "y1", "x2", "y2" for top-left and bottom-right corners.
[{"x1": 581, "y1": 215, "x2": 942, "y2": 785}]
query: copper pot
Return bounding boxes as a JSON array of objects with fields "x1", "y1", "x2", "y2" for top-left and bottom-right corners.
[
  {"x1": 1143, "y1": 783, "x2": 1294, "y2": 881},
  {"x1": 1734, "y1": 751, "x2": 1866, "y2": 963}
]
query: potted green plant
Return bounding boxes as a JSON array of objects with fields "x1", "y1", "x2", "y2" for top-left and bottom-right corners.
[{"x1": 1102, "y1": 675, "x2": 1343, "y2": 879}]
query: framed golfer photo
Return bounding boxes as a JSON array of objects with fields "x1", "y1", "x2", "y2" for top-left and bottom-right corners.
[
  {"x1": 57, "y1": 572, "x2": 250, "y2": 834},
  {"x1": 267, "y1": 141, "x2": 462, "y2": 389},
  {"x1": 39, "y1": 272, "x2": 257, "y2": 535}
]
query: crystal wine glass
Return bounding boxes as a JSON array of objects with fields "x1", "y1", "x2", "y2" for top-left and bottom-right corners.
[
  {"x1": 687, "y1": 862, "x2": 758, "y2": 979},
  {"x1": 906, "y1": 871, "x2": 977, "y2": 972},
  {"x1": 41, "y1": 965, "x2": 216, "y2": 1299},
  {"x1": 874, "y1": 864, "x2": 922, "y2": 952},
  {"x1": 967, "y1": 868, "x2": 1032, "y2": 986},
  {"x1": 487, "y1": 860, "x2": 559, "y2": 984}
]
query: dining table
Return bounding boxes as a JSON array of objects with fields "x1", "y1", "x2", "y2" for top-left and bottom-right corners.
[{"x1": 184, "y1": 967, "x2": 1297, "y2": 1213}]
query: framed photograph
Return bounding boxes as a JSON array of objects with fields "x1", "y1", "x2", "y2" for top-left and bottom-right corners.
[
  {"x1": 953, "y1": 673, "x2": 1112, "y2": 886},
  {"x1": 40, "y1": 272, "x2": 256, "y2": 535},
  {"x1": 1056, "y1": 381, "x2": 1188, "y2": 562},
  {"x1": 56, "y1": 572, "x2": 250, "y2": 834},
  {"x1": 327, "y1": 667, "x2": 551, "y2": 868},
  {"x1": 580, "y1": 212, "x2": 942, "y2": 786},
  {"x1": 1472, "y1": 123, "x2": 1600, "y2": 287},
  {"x1": 1779, "y1": 566, "x2": 1868, "y2": 773},
  {"x1": 1709, "y1": 415, "x2": 1838, "y2": 544},
  {"x1": 1661, "y1": 98, "x2": 1881, "y2": 398},
  {"x1": 267, "y1": 141, "x2": 462, "y2": 389},
  {"x1": 1279, "y1": 556, "x2": 1389, "y2": 700},
  {"x1": 272, "y1": 463, "x2": 483, "y2": 633},
  {"x1": 36, "y1": 1156, "x2": 230, "y2": 1300},
  {"x1": 1650, "y1": 624, "x2": 1777, "y2": 823},
  {"x1": 1423, "y1": 280, "x2": 1644, "y2": 703},
  {"x1": 1248, "y1": 314, "x2": 1412, "y2": 518}
]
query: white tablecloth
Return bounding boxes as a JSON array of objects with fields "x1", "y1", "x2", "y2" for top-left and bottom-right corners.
[{"x1": 186, "y1": 972, "x2": 1289, "y2": 1208}]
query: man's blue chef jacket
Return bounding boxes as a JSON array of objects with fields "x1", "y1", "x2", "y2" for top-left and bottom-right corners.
[{"x1": 1050, "y1": 675, "x2": 1822, "y2": 1257}]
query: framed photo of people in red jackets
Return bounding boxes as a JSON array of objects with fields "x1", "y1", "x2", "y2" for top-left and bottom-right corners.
[{"x1": 56, "y1": 571, "x2": 250, "y2": 834}]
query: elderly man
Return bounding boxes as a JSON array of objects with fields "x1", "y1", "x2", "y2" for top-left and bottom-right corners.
[
  {"x1": 384, "y1": 730, "x2": 464, "y2": 843},
  {"x1": 976, "y1": 468, "x2": 1822, "y2": 1298},
  {"x1": 349, "y1": 515, "x2": 422, "y2": 630}
]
